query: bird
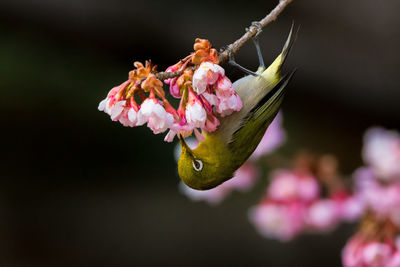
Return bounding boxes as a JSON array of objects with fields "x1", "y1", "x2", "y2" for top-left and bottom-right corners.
[{"x1": 178, "y1": 25, "x2": 296, "y2": 190}]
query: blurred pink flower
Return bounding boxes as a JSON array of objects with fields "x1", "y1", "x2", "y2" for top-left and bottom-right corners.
[
  {"x1": 267, "y1": 170, "x2": 319, "y2": 203},
  {"x1": 365, "y1": 184, "x2": 400, "y2": 219},
  {"x1": 250, "y1": 112, "x2": 286, "y2": 159},
  {"x1": 353, "y1": 167, "x2": 400, "y2": 220},
  {"x1": 249, "y1": 202, "x2": 305, "y2": 241},
  {"x1": 353, "y1": 167, "x2": 379, "y2": 193},
  {"x1": 178, "y1": 181, "x2": 230, "y2": 205},
  {"x1": 252, "y1": 165, "x2": 364, "y2": 240},
  {"x1": 342, "y1": 236, "x2": 365, "y2": 267},
  {"x1": 342, "y1": 235, "x2": 400, "y2": 267},
  {"x1": 339, "y1": 195, "x2": 365, "y2": 222},
  {"x1": 388, "y1": 252, "x2": 400, "y2": 267},
  {"x1": 179, "y1": 162, "x2": 259, "y2": 205},
  {"x1": 305, "y1": 199, "x2": 340, "y2": 230},
  {"x1": 362, "y1": 127, "x2": 400, "y2": 181},
  {"x1": 362, "y1": 243, "x2": 393, "y2": 267},
  {"x1": 223, "y1": 162, "x2": 260, "y2": 192},
  {"x1": 267, "y1": 171, "x2": 297, "y2": 201}
]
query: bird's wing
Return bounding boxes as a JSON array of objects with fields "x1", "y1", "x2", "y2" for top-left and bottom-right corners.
[{"x1": 228, "y1": 70, "x2": 295, "y2": 157}]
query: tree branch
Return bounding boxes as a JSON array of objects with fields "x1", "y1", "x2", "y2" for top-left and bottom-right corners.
[
  {"x1": 218, "y1": 0, "x2": 293, "y2": 64},
  {"x1": 155, "y1": 0, "x2": 293, "y2": 81}
]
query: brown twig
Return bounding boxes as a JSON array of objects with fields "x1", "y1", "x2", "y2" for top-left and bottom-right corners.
[
  {"x1": 155, "y1": 0, "x2": 293, "y2": 81},
  {"x1": 218, "y1": 0, "x2": 293, "y2": 63},
  {"x1": 155, "y1": 70, "x2": 183, "y2": 80}
]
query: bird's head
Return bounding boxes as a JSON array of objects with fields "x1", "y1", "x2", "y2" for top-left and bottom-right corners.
[{"x1": 177, "y1": 135, "x2": 233, "y2": 190}]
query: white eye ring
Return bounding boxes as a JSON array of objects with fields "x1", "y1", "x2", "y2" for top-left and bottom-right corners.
[{"x1": 192, "y1": 159, "x2": 203, "y2": 171}]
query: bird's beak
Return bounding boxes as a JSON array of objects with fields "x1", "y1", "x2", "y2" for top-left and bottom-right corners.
[{"x1": 178, "y1": 134, "x2": 193, "y2": 156}]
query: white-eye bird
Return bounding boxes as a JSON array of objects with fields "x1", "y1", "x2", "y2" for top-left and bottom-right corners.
[{"x1": 178, "y1": 25, "x2": 296, "y2": 190}]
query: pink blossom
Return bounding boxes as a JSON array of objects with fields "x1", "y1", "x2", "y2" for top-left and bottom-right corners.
[
  {"x1": 251, "y1": 112, "x2": 286, "y2": 159},
  {"x1": 362, "y1": 242, "x2": 393, "y2": 267},
  {"x1": 214, "y1": 75, "x2": 242, "y2": 117},
  {"x1": 100, "y1": 60, "x2": 243, "y2": 141},
  {"x1": 148, "y1": 112, "x2": 174, "y2": 134},
  {"x1": 353, "y1": 166, "x2": 400, "y2": 224},
  {"x1": 137, "y1": 97, "x2": 157, "y2": 125},
  {"x1": 192, "y1": 62, "x2": 225, "y2": 94},
  {"x1": 342, "y1": 236, "x2": 365, "y2": 267},
  {"x1": 110, "y1": 100, "x2": 126, "y2": 121},
  {"x1": 223, "y1": 162, "x2": 259, "y2": 192},
  {"x1": 267, "y1": 170, "x2": 298, "y2": 201},
  {"x1": 137, "y1": 97, "x2": 174, "y2": 134},
  {"x1": 169, "y1": 78, "x2": 181, "y2": 98},
  {"x1": 185, "y1": 90, "x2": 207, "y2": 128},
  {"x1": 353, "y1": 167, "x2": 379, "y2": 194},
  {"x1": 342, "y1": 236, "x2": 397, "y2": 267},
  {"x1": 388, "y1": 252, "x2": 400, "y2": 267},
  {"x1": 98, "y1": 80, "x2": 130, "y2": 115},
  {"x1": 202, "y1": 92, "x2": 219, "y2": 107},
  {"x1": 216, "y1": 76, "x2": 234, "y2": 94},
  {"x1": 216, "y1": 91, "x2": 242, "y2": 117},
  {"x1": 164, "y1": 65, "x2": 182, "y2": 98},
  {"x1": 117, "y1": 108, "x2": 133, "y2": 127},
  {"x1": 164, "y1": 130, "x2": 177, "y2": 143},
  {"x1": 305, "y1": 199, "x2": 340, "y2": 230},
  {"x1": 362, "y1": 127, "x2": 400, "y2": 181},
  {"x1": 339, "y1": 196, "x2": 365, "y2": 222},
  {"x1": 179, "y1": 181, "x2": 230, "y2": 205},
  {"x1": 98, "y1": 99, "x2": 107, "y2": 112},
  {"x1": 297, "y1": 176, "x2": 320, "y2": 202},
  {"x1": 127, "y1": 108, "x2": 138, "y2": 125},
  {"x1": 204, "y1": 113, "x2": 220, "y2": 132},
  {"x1": 267, "y1": 170, "x2": 319, "y2": 202},
  {"x1": 249, "y1": 202, "x2": 305, "y2": 241},
  {"x1": 359, "y1": 180, "x2": 400, "y2": 218}
]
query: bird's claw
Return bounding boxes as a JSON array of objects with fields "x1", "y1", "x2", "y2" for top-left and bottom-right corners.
[
  {"x1": 245, "y1": 22, "x2": 265, "y2": 69},
  {"x1": 250, "y1": 21, "x2": 263, "y2": 40}
]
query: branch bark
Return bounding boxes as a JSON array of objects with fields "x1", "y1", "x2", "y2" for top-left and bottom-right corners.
[{"x1": 155, "y1": 0, "x2": 293, "y2": 81}]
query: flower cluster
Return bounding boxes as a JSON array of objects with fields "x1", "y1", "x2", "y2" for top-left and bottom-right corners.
[
  {"x1": 98, "y1": 39, "x2": 242, "y2": 142},
  {"x1": 249, "y1": 153, "x2": 363, "y2": 241},
  {"x1": 176, "y1": 113, "x2": 285, "y2": 204},
  {"x1": 342, "y1": 127, "x2": 400, "y2": 267},
  {"x1": 342, "y1": 219, "x2": 400, "y2": 267}
]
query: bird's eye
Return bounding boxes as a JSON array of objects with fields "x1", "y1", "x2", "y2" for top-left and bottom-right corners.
[{"x1": 192, "y1": 159, "x2": 203, "y2": 172}]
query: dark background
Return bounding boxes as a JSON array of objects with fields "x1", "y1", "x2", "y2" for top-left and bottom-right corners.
[{"x1": 1, "y1": 0, "x2": 399, "y2": 266}]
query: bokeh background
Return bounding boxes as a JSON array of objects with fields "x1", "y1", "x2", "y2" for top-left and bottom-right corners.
[{"x1": 2, "y1": 0, "x2": 399, "y2": 266}]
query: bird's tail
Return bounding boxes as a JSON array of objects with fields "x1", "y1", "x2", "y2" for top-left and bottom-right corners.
[{"x1": 262, "y1": 23, "x2": 297, "y2": 82}]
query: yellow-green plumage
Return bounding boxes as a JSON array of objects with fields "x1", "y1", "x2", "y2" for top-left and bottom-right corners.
[{"x1": 178, "y1": 27, "x2": 296, "y2": 190}]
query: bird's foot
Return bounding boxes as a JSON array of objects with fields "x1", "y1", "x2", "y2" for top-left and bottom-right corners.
[{"x1": 246, "y1": 22, "x2": 265, "y2": 69}]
